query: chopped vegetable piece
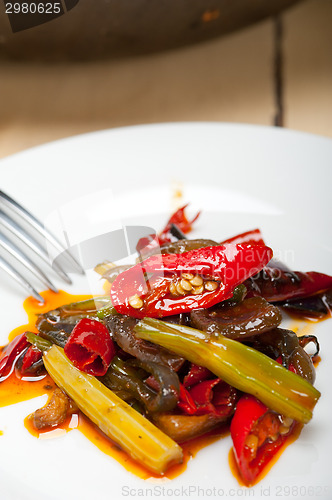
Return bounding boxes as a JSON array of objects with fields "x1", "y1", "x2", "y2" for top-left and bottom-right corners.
[
  {"x1": 246, "y1": 268, "x2": 332, "y2": 302},
  {"x1": 43, "y1": 345, "x2": 183, "y2": 474},
  {"x1": 31, "y1": 388, "x2": 74, "y2": 430},
  {"x1": 248, "y1": 328, "x2": 316, "y2": 384},
  {"x1": 21, "y1": 345, "x2": 43, "y2": 375},
  {"x1": 135, "y1": 319, "x2": 320, "y2": 423},
  {"x1": 281, "y1": 293, "x2": 330, "y2": 319},
  {"x1": 25, "y1": 332, "x2": 52, "y2": 352},
  {"x1": 189, "y1": 379, "x2": 238, "y2": 416},
  {"x1": 111, "y1": 244, "x2": 273, "y2": 318},
  {"x1": 190, "y1": 297, "x2": 282, "y2": 340},
  {"x1": 36, "y1": 297, "x2": 113, "y2": 335},
  {"x1": 183, "y1": 363, "x2": 212, "y2": 388},
  {"x1": 106, "y1": 315, "x2": 184, "y2": 370},
  {"x1": 158, "y1": 204, "x2": 200, "y2": 244},
  {"x1": 101, "y1": 356, "x2": 180, "y2": 413},
  {"x1": 64, "y1": 318, "x2": 115, "y2": 376},
  {"x1": 0, "y1": 333, "x2": 29, "y2": 380},
  {"x1": 152, "y1": 413, "x2": 226, "y2": 443},
  {"x1": 231, "y1": 395, "x2": 296, "y2": 485}
]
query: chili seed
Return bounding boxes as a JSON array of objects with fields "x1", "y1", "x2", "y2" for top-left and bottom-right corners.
[
  {"x1": 244, "y1": 434, "x2": 258, "y2": 459},
  {"x1": 182, "y1": 273, "x2": 194, "y2": 280},
  {"x1": 281, "y1": 417, "x2": 294, "y2": 428},
  {"x1": 169, "y1": 282, "x2": 178, "y2": 296},
  {"x1": 128, "y1": 294, "x2": 144, "y2": 309},
  {"x1": 192, "y1": 285, "x2": 204, "y2": 295},
  {"x1": 176, "y1": 283, "x2": 186, "y2": 296},
  {"x1": 279, "y1": 425, "x2": 291, "y2": 436},
  {"x1": 205, "y1": 280, "x2": 218, "y2": 291},
  {"x1": 190, "y1": 276, "x2": 203, "y2": 287},
  {"x1": 180, "y1": 279, "x2": 193, "y2": 291}
]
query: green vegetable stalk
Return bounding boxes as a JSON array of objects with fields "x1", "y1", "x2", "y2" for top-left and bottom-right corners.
[
  {"x1": 134, "y1": 318, "x2": 320, "y2": 424},
  {"x1": 42, "y1": 345, "x2": 183, "y2": 474}
]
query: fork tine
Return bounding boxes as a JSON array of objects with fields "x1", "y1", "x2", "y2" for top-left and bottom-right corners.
[
  {"x1": 0, "y1": 211, "x2": 72, "y2": 284},
  {"x1": 0, "y1": 190, "x2": 85, "y2": 275},
  {"x1": 0, "y1": 233, "x2": 58, "y2": 293},
  {"x1": 0, "y1": 255, "x2": 45, "y2": 304}
]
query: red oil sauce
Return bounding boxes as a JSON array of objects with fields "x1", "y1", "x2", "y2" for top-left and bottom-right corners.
[
  {"x1": 1, "y1": 290, "x2": 230, "y2": 480},
  {"x1": 228, "y1": 423, "x2": 303, "y2": 487}
]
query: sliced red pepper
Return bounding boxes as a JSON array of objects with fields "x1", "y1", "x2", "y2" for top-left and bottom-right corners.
[
  {"x1": 64, "y1": 318, "x2": 115, "y2": 376},
  {"x1": 178, "y1": 379, "x2": 237, "y2": 417},
  {"x1": 158, "y1": 204, "x2": 200, "y2": 245},
  {"x1": 189, "y1": 379, "x2": 237, "y2": 416},
  {"x1": 0, "y1": 333, "x2": 29, "y2": 380},
  {"x1": 221, "y1": 228, "x2": 265, "y2": 246},
  {"x1": 246, "y1": 268, "x2": 332, "y2": 302},
  {"x1": 230, "y1": 395, "x2": 295, "y2": 485},
  {"x1": 21, "y1": 346, "x2": 43, "y2": 375},
  {"x1": 111, "y1": 244, "x2": 273, "y2": 318},
  {"x1": 275, "y1": 356, "x2": 297, "y2": 375},
  {"x1": 177, "y1": 383, "x2": 197, "y2": 415},
  {"x1": 183, "y1": 363, "x2": 212, "y2": 388}
]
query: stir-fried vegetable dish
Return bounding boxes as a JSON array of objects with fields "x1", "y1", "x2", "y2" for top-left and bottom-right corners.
[{"x1": 1, "y1": 206, "x2": 331, "y2": 484}]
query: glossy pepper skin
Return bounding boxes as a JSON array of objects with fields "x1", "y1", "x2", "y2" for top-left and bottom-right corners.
[
  {"x1": 230, "y1": 395, "x2": 294, "y2": 485},
  {"x1": 0, "y1": 333, "x2": 29, "y2": 380},
  {"x1": 221, "y1": 228, "x2": 265, "y2": 246},
  {"x1": 111, "y1": 244, "x2": 273, "y2": 318},
  {"x1": 20, "y1": 345, "x2": 43, "y2": 375},
  {"x1": 64, "y1": 318, "x2": 115, "y2": 376}
]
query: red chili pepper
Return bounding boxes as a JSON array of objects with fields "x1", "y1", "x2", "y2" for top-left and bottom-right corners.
[
  {"x1": 178, "y1": 379, "x2": 237, "y2": 417},
  {"x1": 0, "y1": 333, "x2": 29, "y2": 380},
  {"x1": 136, "y1": 205, "x2": 200, "y2": 255},
  {"x1": 183, "y1": 363, "x2": 212, "y2": 388},
  {"x1": 177, "y1": 383, "x2": 197, "y2": 415},
  {"x1": 158, "y1": 204, "x2": 200, "y2": 245},
  {"x1": 111, "y1": 244, "x2": 273, "y2": 318},
  {"x1": 21, "y1": 346, "x2": 43, "y2": 375},
  {"x1": 275, "y1": 356, "x2": 297, "y2": 375},
  {"x1": 230, "y1": 395, "x2": 294, "y2": 485},
  {"x1": 221, "y1": 228, "x2": 265, "y2": 246},
  {"x1": 64, "y1": 318, "x2": 115, "y2": 376},
  {"x1": 190, "y1": 379, "x2": 237, "y2": 416},
  {"x1": 246, "y1": 268, "x2": 332, "y2": 302}
]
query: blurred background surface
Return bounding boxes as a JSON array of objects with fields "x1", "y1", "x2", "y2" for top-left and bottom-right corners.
[{"x1": 0, "y1": 0, "x2": 331, "y2": 160}]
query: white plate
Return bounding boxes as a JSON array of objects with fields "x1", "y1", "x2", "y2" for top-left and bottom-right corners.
[{"x1": 0, "y1": 123, "x2": 332, "y2": 500}]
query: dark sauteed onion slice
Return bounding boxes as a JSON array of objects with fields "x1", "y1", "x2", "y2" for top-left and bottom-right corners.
[
  {"x1": 105, "y1": 315, "x2": 185, "y2": 371},
  {"x1": 190, "y1": 297, "x2": 282, "y2": 340}
]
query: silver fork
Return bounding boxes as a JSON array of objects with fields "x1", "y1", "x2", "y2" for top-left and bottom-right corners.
[{"x1": 0, "y1": 190, "x2": 84, "y2": 304}]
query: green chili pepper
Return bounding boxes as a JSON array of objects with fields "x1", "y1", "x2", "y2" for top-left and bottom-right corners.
[
  {"x1": 96, "y1": 304, "x2": 118, "y2": 320},
  {"x1": 134, "y1": 318, "x2": 320, "y2": 424},
  {"x1": 25, "y1": 332, "x2": 52, "y2": 352}
]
